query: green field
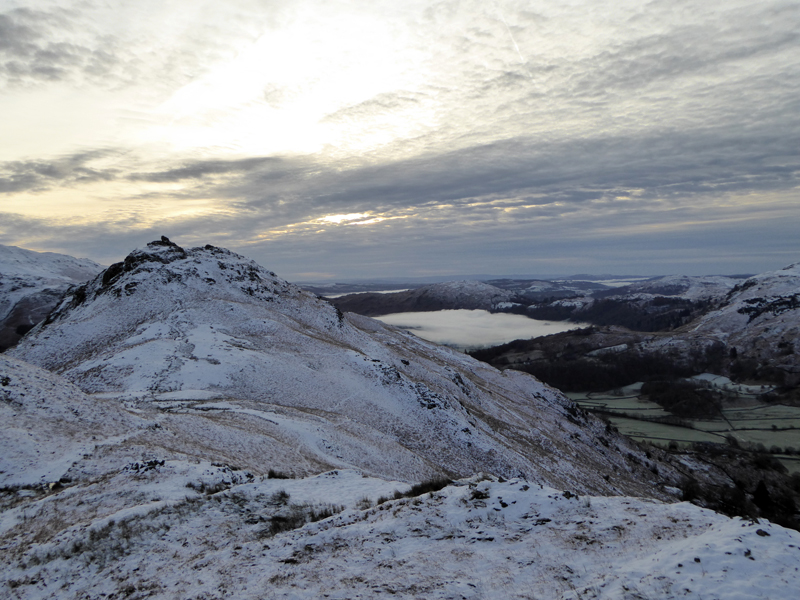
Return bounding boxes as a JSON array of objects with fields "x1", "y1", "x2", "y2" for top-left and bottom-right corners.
[{"x1": 570, "y1": 378, "x2": 800, "y2": 474}]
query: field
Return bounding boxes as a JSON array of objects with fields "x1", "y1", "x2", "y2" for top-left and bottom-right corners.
[{"x1": 569, "y1": 378, "x2": 800, "y2": 474}]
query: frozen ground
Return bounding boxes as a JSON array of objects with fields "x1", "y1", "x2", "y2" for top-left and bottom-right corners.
[{"x1": 1, "y1": 470, "x2": 798, "y2": 599}]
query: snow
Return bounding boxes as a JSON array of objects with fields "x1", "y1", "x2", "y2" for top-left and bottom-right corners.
[
  {"x1": 0, "y1": 245, "x2": 102, "y2": 282},
  {"x1": 3, "y1": 241, "x2": 799, "y2": 598},
  {"x1": 619, "y1": 275, "x2": 739, "y2": 301},
  {"x1": 1, "y1": 471, "x2": 798, "y2": 599},
  {"x1": 0, "y1": 245, "x2": 103, "y2": 351},
  {"x1": 676, "y1": 263, "x2": 800, "y2": 376},
  {"x1": 0, "y1": 245, "x2": 102, "y2": 320},
  {"x1": 9, "y1": 240, "x2": 674, "y2": 497}
]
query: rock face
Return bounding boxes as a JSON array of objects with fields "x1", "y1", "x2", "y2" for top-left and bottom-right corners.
[
  {"x1": 331, "y1": 280, "x2": 514, "y2": 316},
  {"x1": 0, "y1": 244, "x2": 103, "y2": 351},
  {"x1": 10, "y1": 239, "x2": 677, "y2": 497}
]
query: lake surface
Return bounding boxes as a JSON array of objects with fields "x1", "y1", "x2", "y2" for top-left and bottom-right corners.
[{"x1": 374, "y1": 309, "x2": 587, "y2": 350}]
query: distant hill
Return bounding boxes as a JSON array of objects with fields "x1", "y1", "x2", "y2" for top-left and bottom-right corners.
[
  {"x1": 0, "y1": 244, "x2": 103, "y2": 351},
  {"x1": 330, "y1": 280, "x2": 515, "y2": 316}
]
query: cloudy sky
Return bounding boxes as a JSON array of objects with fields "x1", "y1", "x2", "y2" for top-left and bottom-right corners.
[{"x1": 1, "y1": 0, "x2": 798, "y2": 280}]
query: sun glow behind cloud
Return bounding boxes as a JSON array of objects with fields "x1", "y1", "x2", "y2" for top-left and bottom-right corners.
[
  {"x1": 143, "y1": 10, "x2": 431, "y2": 158},
  {"x1": 319, "y1": 213, "x2": 370, "y2": 224}
]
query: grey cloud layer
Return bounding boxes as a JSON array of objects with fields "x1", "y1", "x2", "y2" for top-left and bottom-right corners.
[
  {"x1": 2, "y1": 0, "x2": 799, "y2": 277},
  {"x1": 0, "y1": 151, "x2": 118, "y2": 193},
  {"x1": 0, "y1": 7, "x2": 122, "y2": 85}
]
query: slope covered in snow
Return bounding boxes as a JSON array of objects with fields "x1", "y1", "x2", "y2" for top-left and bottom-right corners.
[
  {"x1": 9, "y1": 238, "x2": 672, "y2": 497},
  {"x1": 2, "y1": 466, "x2": 798, "y2": 600},
  {"x1": 680, "y1": 263, "x2": 800, "y2": 384},
  {"x1": 3, "y1": 241, "x2": 799, "y2": 598},
  {"x1": 0, "y1": 245, "x2": 103, "y2": 351},
  {"x1": 605, "y1": 275, "x2": 739, "y2": 302}
]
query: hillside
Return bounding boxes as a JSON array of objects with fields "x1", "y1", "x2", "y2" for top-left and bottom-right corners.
[
  {"x1": 3, "y1": 240, "x2": 799, "y2": 598},
  {"x1": 329, "y1": 274, "x2": 744, "y2": 334},
  {"x1": 2, "y1": 448, "x2": 797, "y2": 599},
  {"x1": 476, "y1": 264, "x2": 799, "y2": 388},
  {"x1": 683, "y1": 263, "x2": 800, "y2": 386},
  {"x1": 0, "y1": 244, "x2": 103, "y2": 351},
  {"x1": 2, "y1": 353, "x2": 797, "y2": 598},
  {"x1": 9, "y1": 238, "x2": 673, "y2": 496}
]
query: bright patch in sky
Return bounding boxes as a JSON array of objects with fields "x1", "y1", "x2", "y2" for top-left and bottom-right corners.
[
  {"x1": 146, "y1": 11, "x2": 426, "y2": 157},
  {"x1": 319, "y1": 214, "x2": 370, "y2": 224}
]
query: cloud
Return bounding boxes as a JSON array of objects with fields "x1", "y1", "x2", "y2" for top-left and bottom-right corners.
[
  {"x1": 0, "y1": 7, "x2": 123, "y2": 85},
  {"x1": 321, "y1": 92, "x2": 425, "y2": 123},
  {"x1": 0, "y1": 151, "x2": 118, "y2": 193},
  {"x1": 127, "y1": 157, "x2": 284, "y2": 183},
  {"x1": 2, "y1": 1, "x2": 799, "y2": 279}
]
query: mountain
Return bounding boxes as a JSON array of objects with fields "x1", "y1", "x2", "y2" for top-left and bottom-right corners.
[
  {"x1": 486, "y1": 277, "x2": 612, "y2": 300},
  {"x1": 9, "y1": 237, "x2": 673, "y2": 496},
  {"x1": 684, "y1": 263, "x2": 800, "y2": 386},
  {"x1": 510, "y1": 275, "x2": 739, "y2": 333},
  {"x1": 0, "y1": 244, "x2": 103, "y2": 351},
  {"x1": 598, "y1": 274, "x2": 740, "y2": 301},
  {"x1": 3, "y1": 239, "x2": 799, "y2": 598},
  {"x1": 2, "y1": 354, "x2": 797, "y2": 599},
  {"x1": 327, "y1": 274, "x2": 742, "y2": 332},
  {"x1": 472, "y1": 262, "x2": 800, "y2": 397},
  {"x1": 330, "y1": 280, "x2": 515, "y2": 316}
]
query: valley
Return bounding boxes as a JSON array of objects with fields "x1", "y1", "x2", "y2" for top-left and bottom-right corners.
[{"x1": 566, "y1": 382, "x2": 800, "y2": 473}]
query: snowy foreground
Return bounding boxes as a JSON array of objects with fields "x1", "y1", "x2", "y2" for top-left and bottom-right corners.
[{"x1": 2, "y1": 468, "x2": 799, "y2": 600}]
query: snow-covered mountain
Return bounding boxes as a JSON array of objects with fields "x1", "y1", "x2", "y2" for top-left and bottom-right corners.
[
  {"x1": 1, "y1": 354, "x2": 797, "y2": 599},
  {"x1": 508, "y1": 274, "x2": 741, "y2": 333},
  {"x1": 9, "y1": 238, "x2": 668, "y2": 496},
  {"x1": 600, "y1": 275, "x2": 739, "y2": 302},
  {"x1": 3, "y1": 239, "x2": 799, "y2": 598},
  {"x1": 681, "y1": 263, "x2": 800, "y2": 384},
  {"x1": 0, "y1": 244, "x2": 103, "y2": 351}
]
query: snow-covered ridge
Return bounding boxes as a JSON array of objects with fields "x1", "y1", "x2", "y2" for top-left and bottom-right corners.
[
  {"x1": 2, "y1": 464, "x2": 798, "y2": 599},
  {"x1": 615, "y1": 274, "x2": 739, "y2": 301},
  {"x1": 681, "y1": 262, "x2": 800, "y2": 381},
  {"x1": 10, "y1": 238, "x2": 677, "y2": 497},
  {"x1": 0, "y1": 244, "x2": 102, "y2": 282}
]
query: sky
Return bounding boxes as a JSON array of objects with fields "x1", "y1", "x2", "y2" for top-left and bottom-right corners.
[{"x1": 1, "y1": 0, "x2": 798, "y2": 281}]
